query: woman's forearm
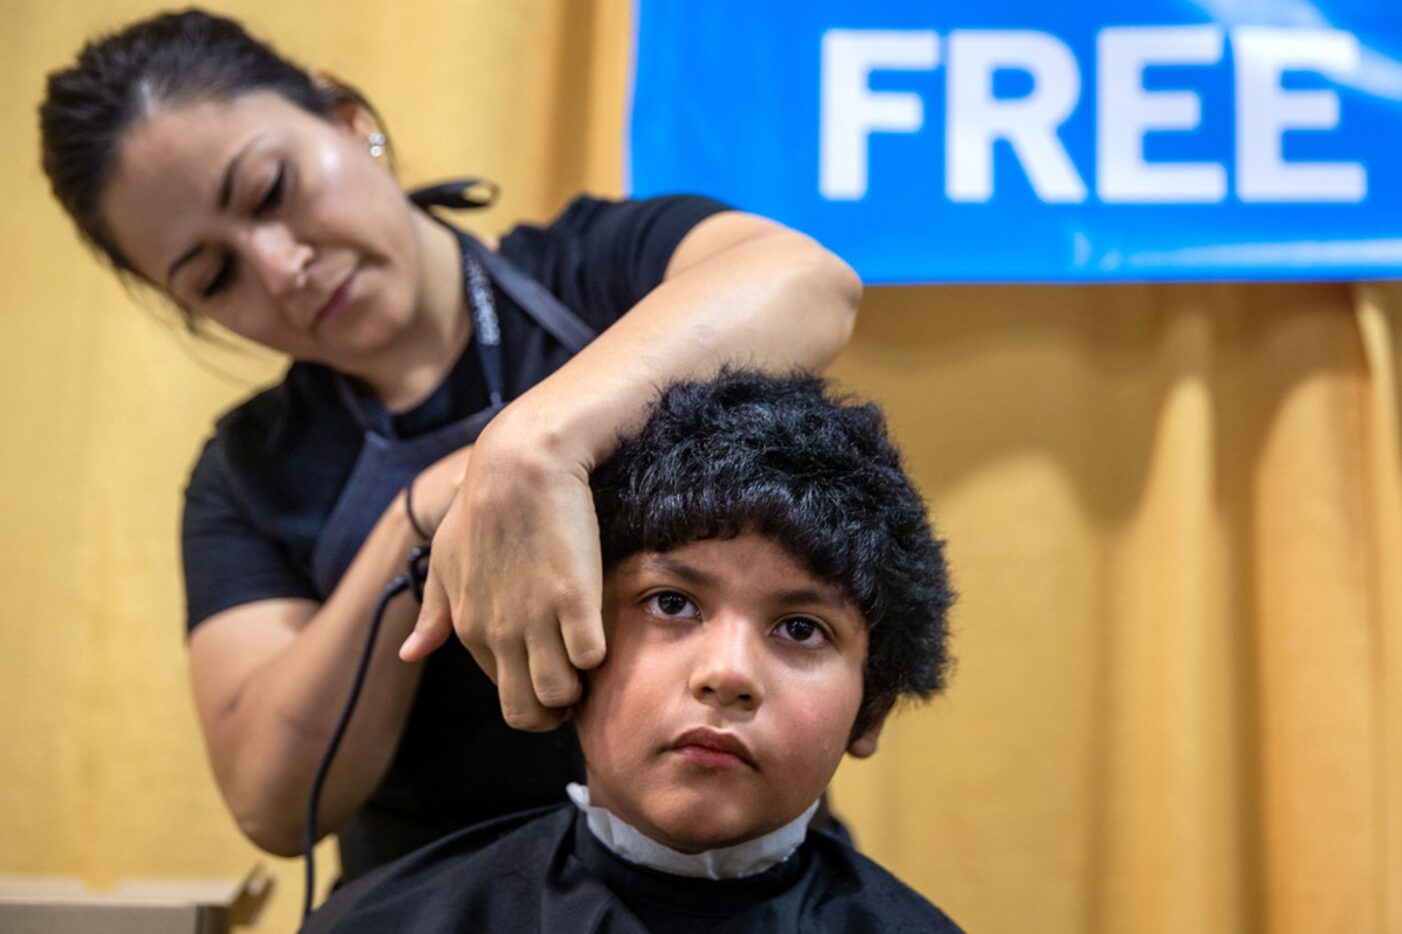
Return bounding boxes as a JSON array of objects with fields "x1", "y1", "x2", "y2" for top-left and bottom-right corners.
[
  {"x1": 190, "y1": 479, "x2": 459, "y2": 856},
  {"x1": 486, "y1": 219, "x2": 861, "y2": 470}
]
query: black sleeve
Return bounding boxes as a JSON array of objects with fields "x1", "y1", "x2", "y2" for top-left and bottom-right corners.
[
  {"x1": 497, "y1": 194, "x2": 732, "y2": 334},
  {"x1": 182, "y1": 437, "x2": 318, "y2": 631}
]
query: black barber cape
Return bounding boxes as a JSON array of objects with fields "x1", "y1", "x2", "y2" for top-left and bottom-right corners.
[{"x1": 303, "y1": 804, "x2": 964, "y2": 933}]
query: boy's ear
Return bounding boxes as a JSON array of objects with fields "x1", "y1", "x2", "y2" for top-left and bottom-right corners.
[{"x1": 847, "y1": 713, "x2": 888, "y2": 759}]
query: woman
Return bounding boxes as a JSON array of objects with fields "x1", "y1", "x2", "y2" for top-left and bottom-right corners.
[{"x1": 39, "y1": 9, "x2": 860, "y2": 881}]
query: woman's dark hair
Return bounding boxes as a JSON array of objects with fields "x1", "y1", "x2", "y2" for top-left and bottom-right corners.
[
  {"x1": 591, "y1": 369, "x2": 956, "y2": 740},
  {"x1": 39, "y1": 8, "x2": 385, "y2": 281}
]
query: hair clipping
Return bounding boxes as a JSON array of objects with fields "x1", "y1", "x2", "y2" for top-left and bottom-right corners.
[{"x1": 408, "y1": 178, "x2": 500, "y2": 211}]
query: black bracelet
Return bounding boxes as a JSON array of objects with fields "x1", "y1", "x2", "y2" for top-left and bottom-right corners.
[
  {"x1": 403, "y1": 477, "x2": 433, "y2": 543},
  {"x1": 407, "y1": 545, "x2": 432, "y2": 603}
]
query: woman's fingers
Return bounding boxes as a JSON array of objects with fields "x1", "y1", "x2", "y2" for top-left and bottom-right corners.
[
  {"x1": 462, "y1": 636, "x2": 498, "y2": 685},
  {"x1": 525, "y1": 623, "x2": 582, "y2": 709},
  {"x1": 494, "y1": 639, "x2": 567, "y2": 731},
  {"x1": 399, "y1": 572, "x2": 452, "y2": 661},
  {"x1": 549, "y1": 488, "x2": 607, "y2": 672},
  {"x1": 560, "y1": 602, "x2": 606, "y2": 672}
]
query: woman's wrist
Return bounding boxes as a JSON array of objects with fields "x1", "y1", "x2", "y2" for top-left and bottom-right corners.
[
  {"x1": 483, "y1": 382, "x2": 620, "y2": 476},
  {"x1": 401, "y1": 444, "x2": 476, "y2": 540}
]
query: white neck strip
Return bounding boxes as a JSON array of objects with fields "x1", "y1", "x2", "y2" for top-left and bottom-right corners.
[{"x1": 566, "y1": 783, "x2": 818, "y2": 880}]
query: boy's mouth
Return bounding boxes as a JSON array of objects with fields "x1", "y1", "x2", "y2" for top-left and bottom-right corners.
[{"x1": 668, "y1": 727, "x2": 756, "y2": 769}]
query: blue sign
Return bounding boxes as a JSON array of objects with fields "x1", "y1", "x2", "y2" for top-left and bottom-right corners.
[{"x1": 629, "y1": 1, "x2": 1402, "y2": 283}]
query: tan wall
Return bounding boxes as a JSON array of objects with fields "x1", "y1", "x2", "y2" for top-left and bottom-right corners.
[
  {"x1": 3, "y1": 3, "x2": 1399, "y2": 933},
  {"x1": 829, "y1": 281, "x2": 1402, "y2": 933}
]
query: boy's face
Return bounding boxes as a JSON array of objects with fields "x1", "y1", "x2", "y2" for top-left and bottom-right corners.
[{"x1": 575, "y1": 532, "x2": 883, "y2": 854}]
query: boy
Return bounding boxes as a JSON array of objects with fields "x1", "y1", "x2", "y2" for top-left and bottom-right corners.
[{"x1": 306, "y1": 370, "x2": 962, "y2": 932}]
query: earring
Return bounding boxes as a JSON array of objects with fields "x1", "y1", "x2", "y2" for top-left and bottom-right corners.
[{"x1": 367, "y1": 132, "x2": 387, "y2": 159}]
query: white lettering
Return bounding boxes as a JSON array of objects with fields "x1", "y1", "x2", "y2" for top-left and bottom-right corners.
[
  {"x1": 813, "y1": 26, "x2": 1369, "y2": 206},
  {"x1": 946, "y1": 30, "x2": 1086, "y2": 203},
  {"x1": 820, "y1": 30, "x2": 939, "y2": 200},
  {"x1": 1097, "y1": 26, "x2": 1226, "y2": 203},
  {"x1": 1234, "y1": 27, "x2": 1365, "y2": 202}
]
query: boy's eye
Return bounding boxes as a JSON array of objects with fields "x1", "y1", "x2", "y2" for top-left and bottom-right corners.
[
  {"x1": 776, "y1": 616, "x2": 830, "y2": 647},
  {"x1": 645, "y1": 591, "x2": 699, "y2": 619}
]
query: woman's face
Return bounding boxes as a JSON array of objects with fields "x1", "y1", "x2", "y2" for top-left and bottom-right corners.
[{"x1": 101, "y1": 91, "x2": 430, "y2": 368}]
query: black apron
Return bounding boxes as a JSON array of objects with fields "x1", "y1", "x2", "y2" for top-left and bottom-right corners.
[{"x1": 308, "y1": 222, "x2": 597, "y2": 882}]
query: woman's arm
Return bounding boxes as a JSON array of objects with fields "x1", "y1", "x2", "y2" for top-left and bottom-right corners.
[
  {"x1": 402, "y1": 212, "x2": 861, "y2": 729},
  {"x1": 187, "y1": 445, "x2": 469, "y2": 856}
]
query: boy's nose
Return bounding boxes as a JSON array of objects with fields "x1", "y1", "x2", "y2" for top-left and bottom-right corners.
[
  {"x1": 689, "y1": 616, "x2": 765, "y2": 710},
  {"x1": 247, "y1": 223, "x2": 313, "y2": 298}
]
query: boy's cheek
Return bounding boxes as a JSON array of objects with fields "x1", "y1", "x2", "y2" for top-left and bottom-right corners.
[
  {"x1": 571, "y1": 613, "x2": 632, "y2": 735},
  {"x1": 786, "y1": 668, "x2": 867, "y2": 749},
  {"x1": 766, "y1": 706, "x2": 853, "y2": 782},
  {"x1": 572, "y1": 658, "x2": 642, "y2": 765}
]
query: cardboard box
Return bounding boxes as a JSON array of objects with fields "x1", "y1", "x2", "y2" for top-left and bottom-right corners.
[{"x1": 0, "y1": 864, "x2": 271, "y2": 934}]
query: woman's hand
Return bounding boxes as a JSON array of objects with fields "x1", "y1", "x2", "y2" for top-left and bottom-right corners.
[{"x1": 400, "y1": 415, "x2": 607, "y2": 730}]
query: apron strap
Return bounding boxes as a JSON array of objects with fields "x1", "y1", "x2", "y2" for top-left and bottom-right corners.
[
  {"x1": 459, "y1": 232, "x2": 597, "y2": 354},
  {"x1": 408, "y1": 178, "x2": 599, "y2": 355}
]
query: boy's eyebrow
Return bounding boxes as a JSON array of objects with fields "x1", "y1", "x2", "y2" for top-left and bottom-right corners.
[
  {"x1": 772, "y1": 586, "x2": 851, "y2": 612},
  {"x1": 642, "y1": 555, "x2": 713, "y2": 587},
  {"x1": 642, "y1": 556, "x2": 852, "y2": 612}
]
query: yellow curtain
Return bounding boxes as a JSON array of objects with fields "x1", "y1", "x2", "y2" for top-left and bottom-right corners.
[
  {"x1": 1, "y1": 2, "x2": 1397, "y2": 932},
  {"x1": 829, "y1": 282, "x2": 1402, "y2": 933}
]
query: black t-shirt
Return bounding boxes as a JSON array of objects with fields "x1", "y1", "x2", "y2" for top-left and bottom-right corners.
[
  {"x1": 178, "y1": 194, "x2": 730, "y2": 878},
  {"x1": 182, "y1": 193, "x2": 728, "y2": 626},
  {"x1": 305, "y1": 805, "x2": 965, "y2": 933}
]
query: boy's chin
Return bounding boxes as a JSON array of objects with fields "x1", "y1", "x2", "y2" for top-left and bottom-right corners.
[{"x1": 632, "y1": 796, "x2": 809, "y2": 854}]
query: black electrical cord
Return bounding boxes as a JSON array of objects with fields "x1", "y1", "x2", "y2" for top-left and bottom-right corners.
[{"x1": 301, "y1": 545, "x2": 431, "y2": 922}]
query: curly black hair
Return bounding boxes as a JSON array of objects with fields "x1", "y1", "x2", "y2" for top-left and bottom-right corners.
[{"x1": 591, "y1": 369, "x2": 954, "y2": 738}]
